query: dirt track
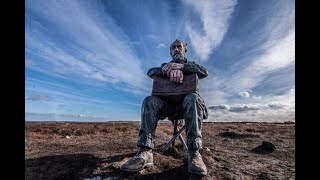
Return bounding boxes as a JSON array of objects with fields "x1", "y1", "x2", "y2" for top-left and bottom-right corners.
[{"x1": 25, "y1": 121, "x2": 295, "y2": 180}]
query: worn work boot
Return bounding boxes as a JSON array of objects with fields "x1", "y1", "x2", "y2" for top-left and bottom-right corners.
[
  {"x1": 120, "y1": 147, "x2": 153, "y2": 172},
  {"x1": 187, "y1": 150, "x2": 207, "y2": 175}
]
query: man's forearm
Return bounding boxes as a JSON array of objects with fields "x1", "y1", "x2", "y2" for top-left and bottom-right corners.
[
  {"x1": 147, "y1": 67, "x2": 162, "y2": 79},
  {"x1": 183, "y1": 62, "x2": 208, "y2": 79},
  {"x1": 159, "y1": 61, "x2": 208, "y2": 79}
]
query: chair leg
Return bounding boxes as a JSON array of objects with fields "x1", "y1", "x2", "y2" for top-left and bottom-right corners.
[
  {"x1": 178, "y1": 134, "x2": 188, "y2": 151},
  {"x1": 160, "y1": 125, "x2": 186, "y2": 152},
  {"x1": 172, "y1": 120, "x2": 178, "y2": 147}
]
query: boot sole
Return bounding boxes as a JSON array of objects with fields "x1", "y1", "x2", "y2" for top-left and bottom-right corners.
[
  {"x1": 188, "y1": 169, "x2": 207, "y2": 176},
  {"x1": 120, "y1": 162, "x2": 154, "y2": 172}
]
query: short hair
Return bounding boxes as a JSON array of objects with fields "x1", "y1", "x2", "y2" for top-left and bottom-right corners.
[{"x1": 170, "y1": 39, "x2": 187, "y2": 53}]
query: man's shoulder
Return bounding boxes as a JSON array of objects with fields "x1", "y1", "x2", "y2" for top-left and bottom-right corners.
[
  {"x1": 187, "y1": 59, "x2": 199, "y2": 63},
  {"x1": 185, "y1": 60, "x2": 203, "y2": 66}
]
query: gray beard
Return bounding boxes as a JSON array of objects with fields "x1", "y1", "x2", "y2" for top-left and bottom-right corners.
[{"x1": 172, "y1": 54, "x2": 185, "y2": 63}]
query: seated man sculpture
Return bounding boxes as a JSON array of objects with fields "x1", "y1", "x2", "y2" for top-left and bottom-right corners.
[{"x1": 120, "y1": 39, "x2": 209, "y2": 175}]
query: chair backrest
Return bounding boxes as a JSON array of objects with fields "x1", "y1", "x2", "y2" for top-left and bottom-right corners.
[
  {"x1": 152, "y1": 73, "x2": 197, "y2": 123},
  {"x1": 152, "y1": 73, "x2": 198, "y2": 96}
]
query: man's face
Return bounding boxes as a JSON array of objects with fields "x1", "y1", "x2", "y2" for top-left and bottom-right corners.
[{"x1": 170, "y1": 42, "x2": 186, "y2": 62}]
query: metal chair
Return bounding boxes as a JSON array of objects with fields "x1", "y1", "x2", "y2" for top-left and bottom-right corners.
[{"x1": 160, "y1": 112, "x2": 188, "y2": 152}]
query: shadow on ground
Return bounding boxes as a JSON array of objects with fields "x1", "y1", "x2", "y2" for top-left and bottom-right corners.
[
  {"x1": 25, "y1": 153, "x2": 102, "y2": 180},
  {"x1": 25, "y1": 149, "x2": 208, "y2": 180},
  {"x1": 88, "y1": 146, "x2": 207, "y2": 180}
]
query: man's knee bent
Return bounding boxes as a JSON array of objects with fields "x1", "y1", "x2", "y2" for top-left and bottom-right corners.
[{"x1": 142, "y1": 96, "x2": 161, "y2": 109}]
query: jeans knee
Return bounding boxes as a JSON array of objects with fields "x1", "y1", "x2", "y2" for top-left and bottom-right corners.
[{"x1": 142, "y1": 96, "x2": 160, "y2": 109}]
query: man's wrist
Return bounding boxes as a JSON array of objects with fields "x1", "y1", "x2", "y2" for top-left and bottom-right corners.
[
  {"x1": 180, "y1": 64, "x2": 184, "y2": 70},
  {"x1": 182, "y1": 63, "x2": 189, "y2": 70}
]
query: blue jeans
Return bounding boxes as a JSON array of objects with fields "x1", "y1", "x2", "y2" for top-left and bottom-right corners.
[{"x1": 137, "y1": 93, "x2": 207, "y2": 150}]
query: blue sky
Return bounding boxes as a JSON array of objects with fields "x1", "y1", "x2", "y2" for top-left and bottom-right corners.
[{"x1": 25, "y1": 0, "x2": 295, "y2": 122}]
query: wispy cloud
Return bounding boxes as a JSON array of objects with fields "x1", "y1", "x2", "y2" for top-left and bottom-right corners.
[
  {"x1": 200, "y1": 0, "x2": 295, "y2": 109},
  {"x1": 26, "y1": 0, "x2": 149, "y2": 94},
  {"x1": 26, "y1": 95, "x2": 52, "y2": 102},
  {"x1": 183, "y1": 0, "x2": 238, "y2": 61},
  {"x1": 25, "y1": 112, "x2": 111, "y2": 122},
  {"x1": 157, "y1": 43, "x2": 166, "y2": 48},
  {"x1": 200, "y1": 75, "x2": 230, "y2": 105},
  {"x1": 229, "y1": 30, "x2": 295, "y2": 92},
  {"x1": 26, "y1": 78, "x2": 112, "y2": 106}
]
